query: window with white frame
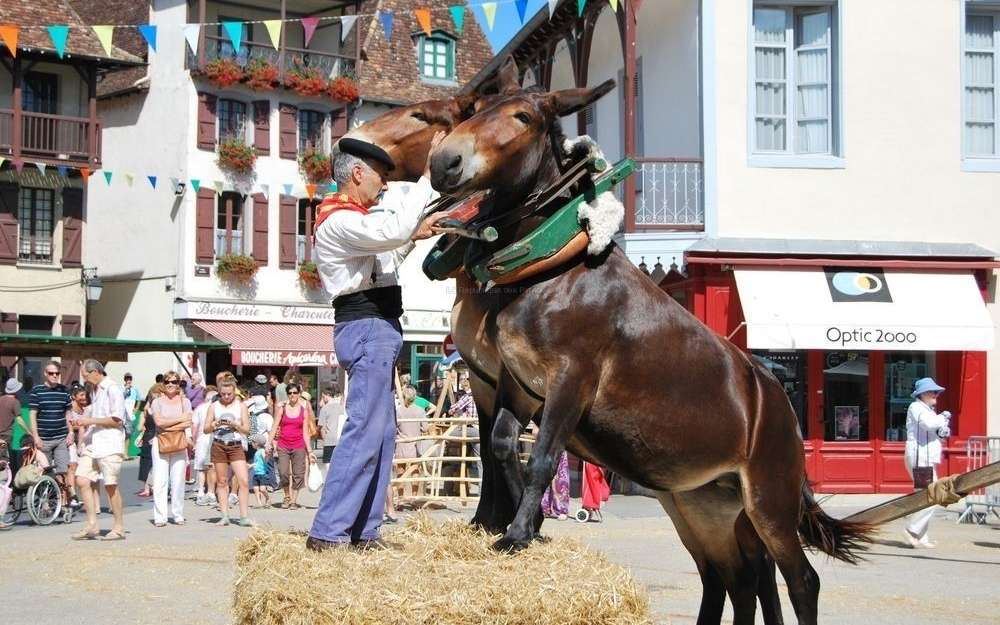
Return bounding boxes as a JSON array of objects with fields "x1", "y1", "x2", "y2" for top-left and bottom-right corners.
[
  {"x1": 218, "y1": 99, "x2": 247, "y2": 143},
  {"x1": 297, "y1": 199, "x2": 318, "y2": 264},
  {"x1": 18, "y1": 187, "x2": 54, "y2": 264},
  {"x1": 418, "y1": 34, "x2": 455, "y2": 81},
  {"x1": 298, "y1": 110, "x2": 326, "y2": 154},
  {"x1": 965, "y1": 12, "x2": 999, "y2": 156},
  {"x1": 215, "y1": 192, "x2": 245, "y2": 257},
  {"x1": 752, "y1": 4, "x2": 838, "y2": 156}
]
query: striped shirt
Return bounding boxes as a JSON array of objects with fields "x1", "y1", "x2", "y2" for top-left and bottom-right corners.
[{"x1": 28, "y1": 383, "x2": 71, "y2": 440}]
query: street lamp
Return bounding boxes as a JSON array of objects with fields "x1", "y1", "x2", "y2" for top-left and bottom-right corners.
[{"x1": 81, "y1": 268, "x2": 102, "y2": 337}]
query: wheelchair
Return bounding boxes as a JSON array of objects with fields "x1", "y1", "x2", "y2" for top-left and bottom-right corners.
[{"x1": 0, "y1": 443, "x2": 72, "y2": 527}]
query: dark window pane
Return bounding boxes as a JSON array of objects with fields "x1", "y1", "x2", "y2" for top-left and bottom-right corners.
[
  {"x1": 298, "y1": 110, "x2": 325, "y2": 153},
  {"x1": 752, "y1": 350, "x2": 808, "y2": 438},
  {"x1": 18, "y1": 187, "x2": 54, "y2": 263},
  {"x1": 884, "y1": 352, "x2": 934, "y2": 442},
  {"x1": 218, "y1": 99, "x2": 247, "y2": 141},
  {"x1": 823, "y1": 351, "x2": 868, "y2": 441}
]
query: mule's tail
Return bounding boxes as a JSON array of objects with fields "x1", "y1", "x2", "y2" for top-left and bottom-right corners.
[{"x1": 798, "y1": 480, "x2": 873, "y2": 564}]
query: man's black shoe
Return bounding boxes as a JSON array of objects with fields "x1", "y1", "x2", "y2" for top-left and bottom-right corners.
[{"x1": 306, "y1": 536, "x2": 350, "y2": 552}]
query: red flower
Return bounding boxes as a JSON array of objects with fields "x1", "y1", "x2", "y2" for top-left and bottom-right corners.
[
  {"x1": 245, "y1": 59, "x2": 279, "y2": 91},
  {"x1": 217, "y1": 139, "x2": 257, "y2": 176},
  {"x1": 298, "y1": 147, "x2": 332, "y2": 184},
  {"x1": 328, "y1": 77, "x2": 360, "y2": 103},
  {"x1": 203, "y1": 58, "x2": 244, "y2": 89}
]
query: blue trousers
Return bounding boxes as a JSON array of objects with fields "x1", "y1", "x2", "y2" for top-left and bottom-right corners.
[{"x1": 310, "y1": 317, "x2": 402, "y2": 543}]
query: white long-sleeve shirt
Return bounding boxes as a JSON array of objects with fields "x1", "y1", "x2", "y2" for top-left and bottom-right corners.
[
  {"x1": 313, "y1": 178, "x2": 439, "y2": 299},
  {"x1": 905, "y1": 400, "x2": 948, "y2": 467}
]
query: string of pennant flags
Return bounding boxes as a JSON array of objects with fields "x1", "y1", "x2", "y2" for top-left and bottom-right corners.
[{"x1": 0, "y1": 1, "x2": 627, "y2": 61}]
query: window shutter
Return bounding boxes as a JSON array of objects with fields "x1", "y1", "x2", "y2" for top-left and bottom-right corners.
[
  {"x1": 0, "y1": 182, "x2": 17, "y2": 265},
  {"x1": 252, "y1": 193, "x2": 269, "y2": 265},
  {"x1": 279, "y1": 103, "x2": 298, "y2": 160},
  {"x1": 196, "y1": 188, "x2": 216, "y2": 264},
  {"x1": 330, "y1": 106, "x2": 349, "y2": 150},
  {"x1": 197, "y1": 92, "x2": 218, "y2": 151},
  {"x1": 61, "y1": 187, "x2": 84, "y2": 267},
  {"x1": 253, "y1": 100, "x2": 270, "y2": 156},
  {"x1": 60, "y1": 315, "x2": 82, "y2": 382},
  {"x1": 0, "y1": 312, "x2": 16, "y2": 370},
  {"x1": 279, "y1": 195, "x2": 298, "y2": 268}
]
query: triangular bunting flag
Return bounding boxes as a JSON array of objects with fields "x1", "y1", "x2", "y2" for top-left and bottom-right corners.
[
  {"x1": 609, "y1": 0, "x2": 619, "y2": 11},
  {"x1": 379, "y1": 10, "x2": 394, "y2": 41},
  {"x1": 0, "y1": 157, "x2": 5, "y2": 170},
  {"x1": 0, "y1": 25, "x2": 18, "y2": 58},
  {"x1": 415, "y1": 9, "x2": 432, "y2": 37},
  {"x1": 329, "y1": 182, "x2": 338, "y2": 193},
  {"x1": 148, "y1": 176, "x2": 157, "y2": 189},
  {"x1": 125, "y1": 173, "x2": 134, "y2": 188},
  {"x1": 213, "y1": 180, "x2": 224, "y2": 195},
  {"x1": 263, "y1": 20, "x2": 281, "y2": 50},
  {"x1": 306, "y1": 183, "x2": 317, "y2": 199},
  {"x1": 548, "y1": 0, "x2": 559, "y2": 20},
  {"x1": 283, "y1": 183, "x2": 294, "y2": 197},
  {"x1": 259, "y1": 183, "x2": 270, "y2": 199},
  {"x1": 93, "y1": 25, "x2": 114, "y2": 57},
  {"x1": 515, "y1": 0, "x2": 529, "y2": 23},
  {"x1": 138, "y1": 24, "x2": 157, "y2": 52},
  {"x1": 14, "y1": 160, "x2": 24, "y2": 174},
  {"x1": 190, "y1": 179, "x2": 201, "y2": 192},
  {"x1": 222, "y1": 21, "x2": 243, "y2": 54},
  {"x1": 103, "y1": 171, "x2": 113, "y2": 185},
  {"x1": 578, "y1": 0, "x2": 587, "y2": 17},
  {"x1": 183, "y1": 24, "x2": 201, "y2": 54},
  {"x1": 46, "y1": 25, "x2": 69, "y2": 59},
  {"x1": 170, "y1": 177, "x2": 180, "y2": 191},
  {"x1": 80, "y1": 167, "x2": 91, "y2": 182},
  {"x1": 301, "y1": 17, "x2": 320, "y2": 47},
  {"x1": 35, "y1": 163, "x2": 46, "y2": 176},
  {"x1": 57, "y1": 165, "x2": 68, "y2": 178},
  {"x1": 340, "y1": 16, "x2": 357, "y2": 43},
  {"x1": 482, "y1": 3, "x2": 498, "y2": 31},
  {"x1": 449, "y1": 6, "x2": 465, "y2": 34}
]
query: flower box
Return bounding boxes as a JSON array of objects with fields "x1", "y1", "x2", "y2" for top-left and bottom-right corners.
[
  {"x1": 216, "y1": 254, "x2": 259, "y2": 284},
  {"x1": 328, "y1": 76, "x2": 360, "y2": 103},
  {"x1": 217, "y1": 139, "x2": 257, "y2": 176},
  {"x1": 285, "y1": 66, "x2": 328, "y2": 97},
  {"x1": 298, "y1": 262, "x2": 322, "y2": 290},
  {"x1": 299, "y1": 147, "x2": 332, "y2": 184},
  {"x1": 203, "y1": 58, "x2": 244, "y2": 89},
  {"x1": 245, "y1": 59, "x2": 279, "y2": 91}
]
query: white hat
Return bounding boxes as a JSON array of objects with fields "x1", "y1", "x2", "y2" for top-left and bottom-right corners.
[
  {"x1": 254, "y1": 374, "x2": 268, "y2": 384},
  {"x1": 4, "y1": 379, "x2": 22, "y2": 395}
]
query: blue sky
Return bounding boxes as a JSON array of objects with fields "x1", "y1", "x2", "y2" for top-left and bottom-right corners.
[{"x1": 467, "y1": 0, "x2": 552, "y2": 52}]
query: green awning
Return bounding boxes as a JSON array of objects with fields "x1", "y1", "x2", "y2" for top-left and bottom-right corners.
[{"x1": 0, "y1": 333, "x2": 229, "y2": 359}]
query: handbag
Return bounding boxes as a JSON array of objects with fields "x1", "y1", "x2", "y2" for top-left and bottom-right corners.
[
  {"x1": 912, "y1": 413, "x2": 934, "y2": 490},
  {"x1": 156, "y1": 425, "x2": 190, "y2": 455}
]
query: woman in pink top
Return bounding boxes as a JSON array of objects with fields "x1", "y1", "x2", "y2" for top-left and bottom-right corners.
[{"x1": 267, "y1": 383, "x2": 313, "y2": 509}]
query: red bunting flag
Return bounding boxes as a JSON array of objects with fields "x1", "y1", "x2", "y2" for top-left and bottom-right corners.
[{"x1": 414, "y1": 8, "x2": 432, "y2": 37}]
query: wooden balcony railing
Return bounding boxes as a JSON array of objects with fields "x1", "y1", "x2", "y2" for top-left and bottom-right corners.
[
  {"x1": 189, "y1": 35, "x2": 357, "y2": 83},
  {"x1": 628, "y1": 157, "x2": 705, "y2": 230},
  {"x1": 0, "y1": 109, "x2": 101, "y2": 167}
]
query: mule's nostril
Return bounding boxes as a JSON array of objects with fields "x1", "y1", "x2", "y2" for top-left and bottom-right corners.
[{"x1": 447, "y1": 154, "x2": 463, "y2": 171}]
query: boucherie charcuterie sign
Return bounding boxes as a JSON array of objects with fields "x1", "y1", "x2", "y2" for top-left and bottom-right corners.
[
  {"x1": 174, "y1": 300, "x2": 337, "y2": 325},
  {"x1": 233, "y1": 350, "x2": 337, "y2": 367}
]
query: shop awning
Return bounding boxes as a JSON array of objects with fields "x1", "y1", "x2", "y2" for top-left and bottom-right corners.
[
  {"x1": 0, "y1": 333, "x2": 228, "y2": 359},
  {"x1": 733, "y1": 268, "x2": 995, "y2": 351},
  {"x1": 192, "y1": 321, "x2": 336, "y2": 367}
]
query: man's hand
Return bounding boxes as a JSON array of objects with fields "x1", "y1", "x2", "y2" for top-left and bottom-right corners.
[
  {"x1": 412, "y1": 212, "x2": 449, "y2": 241},
  {"x1": 423, "y1": 131, "x2": 447, "y2": 179}
]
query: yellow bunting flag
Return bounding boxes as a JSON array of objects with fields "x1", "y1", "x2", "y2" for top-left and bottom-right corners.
[
  {"x1": 124, "y1": 173, "x2": 134, "y2": 188},
  {"x1": 263, "y1": 20, "x2": 281, "y2": 50},
  {"x1": 414, "y1": 9, "x2": 432, "y2": 37},
  {"x1": 0, "y1": 25, "x2": 18, "y2": 57},
  {"x1": 482, "y1": 3, "x2": 498, "y2": 31},
  {"x1": 213, "y1": 180, "x2": 224, "y2": 195},
  {"x1": 609, "y1": 0, "x2": 619, "y2": 11},
  {"x1": 92, "y1": 25, "x2": 115, "y2": 56}
]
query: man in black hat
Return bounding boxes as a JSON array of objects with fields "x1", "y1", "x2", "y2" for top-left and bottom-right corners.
[{"x1": 307, "y1": 134, "x2": 446, "y2": 551}]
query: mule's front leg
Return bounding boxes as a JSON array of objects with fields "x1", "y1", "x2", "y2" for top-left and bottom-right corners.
[{"x1": 493, "y1": 375, "x2": 586, "y2": 552}]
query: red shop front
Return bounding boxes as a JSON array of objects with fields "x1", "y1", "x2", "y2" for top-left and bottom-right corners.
[{"x1": 662, "y1": 239, "x2": 998, "y2": 494}]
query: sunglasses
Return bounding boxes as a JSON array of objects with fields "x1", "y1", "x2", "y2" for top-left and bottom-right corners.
[
  {"x1": 288, "y1": 391, "x2": 300, "y2": 396},
  {"x1": 45, "y1": 370, "x2": 61, "y2": 376},
  {"x1": 164, "y1": 380, "x2": 180, "y2": 386}
]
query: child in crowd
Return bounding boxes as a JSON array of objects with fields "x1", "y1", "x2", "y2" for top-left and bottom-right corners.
[{"x1": 250, "y1": 434, "x2": 272, "y2": 508}]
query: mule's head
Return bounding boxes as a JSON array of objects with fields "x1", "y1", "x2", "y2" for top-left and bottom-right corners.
[
  {"x1": 429, "y1": 79, "x2": 615, "y2": 197},
  {"x1": 339, "y1": 95, "x2": 477, "y2": 182}
]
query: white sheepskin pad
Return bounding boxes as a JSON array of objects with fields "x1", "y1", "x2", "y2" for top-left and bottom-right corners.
[{"x1": 563, "y1": 135, "x2": 624, "y2": 255}]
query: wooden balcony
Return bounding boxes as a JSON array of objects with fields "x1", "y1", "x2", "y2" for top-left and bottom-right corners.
[
  {"x1": 189, "y1": 35, "x2": 357, "y2": 83},
  {"x1": 0, "y1": 109, "x2": 102, "y2": 167}
]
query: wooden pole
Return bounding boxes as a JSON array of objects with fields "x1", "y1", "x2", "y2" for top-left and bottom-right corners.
[{"x1": 845, "y1": 462, "x2": 1000, "y2": 526}]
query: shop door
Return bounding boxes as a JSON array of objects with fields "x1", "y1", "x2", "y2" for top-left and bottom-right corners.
[{"x1": 410, "y1": 351, "x2": 443, "y2": 400}]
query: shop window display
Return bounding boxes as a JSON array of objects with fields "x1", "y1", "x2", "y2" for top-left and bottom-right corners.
[
  {"x1": 752, "y1": 350, "x2": 808, "y2": 438},
  {"x1": 884, "y1": 352, "x2": 934, "y2": 442},
  {"x1": 823, "y1": 351, "x2": 868, "y2": 441}
]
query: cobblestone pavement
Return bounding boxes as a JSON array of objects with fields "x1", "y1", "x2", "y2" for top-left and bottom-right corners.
[{"x1": 2, "y1": 460, "x2": 998, "y2": 625}]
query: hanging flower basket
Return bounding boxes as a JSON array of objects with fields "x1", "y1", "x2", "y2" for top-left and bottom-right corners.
[
  {"x1": 217, "y1": 139, "x2": 257, "y2": 176},
  {"x1": 244, "y1": 58, "x2": 279, "y2": 91},
  {"x1": 328, "y1": 76, "x2": 360, "y2": 103},
  {"x1": 216, "y1": 254, "x2": 259, "y2": 284},
  {"x1": 298, "y1": 262, "x2": 322, "y2": 290},
  {"x1": 299, "y1": 147, "x2": 333, "y2": 184},
  {"x1": 204, "y1": 58, "x2": 244, "y2": 89},
  {"x1": 285, "y1": 66, "x2": 328, "y2": 97}
]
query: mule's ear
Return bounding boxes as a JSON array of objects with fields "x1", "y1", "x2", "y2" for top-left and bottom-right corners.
[
  {"x1": 546, "y1": 79, "x2": 616, "y2": 117},
  {"x1": 452, "y1": 93, "x2": 479, "y2": 119},
  {"x1": 497, "y1": 55, "x2": 522, "y2": 94}
]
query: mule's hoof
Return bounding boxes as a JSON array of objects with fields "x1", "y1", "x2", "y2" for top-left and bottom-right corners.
[
  {"x1": 492, "y1": 535, "x2": 532, "y2": 553},
  {"x1": 470, "y1": 518, "x2": 508, "y2": 535},
  {"x1": 533, "y1": 534, "x2": 551, "y2": 543}
]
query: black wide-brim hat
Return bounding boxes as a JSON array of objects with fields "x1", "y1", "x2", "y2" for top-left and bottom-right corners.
[{"x1": 336, "y1": 137, "x2": 396, "y2": 172}]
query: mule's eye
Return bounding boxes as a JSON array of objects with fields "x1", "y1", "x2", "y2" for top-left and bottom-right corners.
[
  {"x1": 514, "y1": 111, "x2": 532, "y2": 124},
  {"x1": 411, "y1": 112, "x2": 427, "y2": 122}
]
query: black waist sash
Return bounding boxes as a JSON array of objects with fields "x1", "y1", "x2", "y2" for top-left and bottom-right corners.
[{"x1": 332, "y1": 285, "x2": 403, "y2": 323}]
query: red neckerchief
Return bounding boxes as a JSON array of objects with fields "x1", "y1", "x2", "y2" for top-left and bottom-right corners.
[{"x1": 313, "y1": 193, "x2": 368, "y2": 235}]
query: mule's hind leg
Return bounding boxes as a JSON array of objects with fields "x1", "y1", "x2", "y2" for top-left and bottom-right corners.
[
  {"x1": 740, "y1": 469, "x2": 819, "y2": 625},
  {"x1": 493, "y1": 371, "x2": 587, "y2": 551}
]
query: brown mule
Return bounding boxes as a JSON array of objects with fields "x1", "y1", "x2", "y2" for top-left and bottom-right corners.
[
  {"x1": 345, "y1": 78, "x2": 789, "y2": 624},
  {"x1": 428, "y1": 82, "x2": 872, "y2": 625}
]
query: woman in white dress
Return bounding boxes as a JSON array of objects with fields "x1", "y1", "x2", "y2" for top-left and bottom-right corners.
[{"x1": 903, "y1": 377, "x2": 951, "y2": 548}]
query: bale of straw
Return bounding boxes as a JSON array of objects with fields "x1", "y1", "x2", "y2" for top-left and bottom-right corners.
[{"x1": 233, "y1": 514, "x2": 651, "y2": 625}]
